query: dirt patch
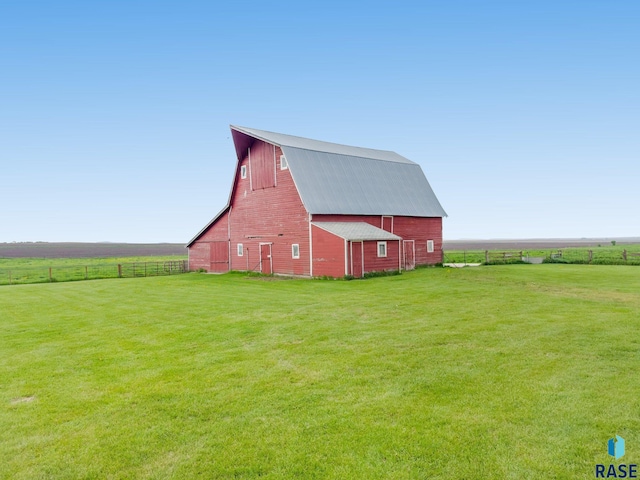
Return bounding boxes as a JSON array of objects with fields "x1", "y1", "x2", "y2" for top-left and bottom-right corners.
[{"x1": 11, "y1": 396, "x2": 35, "y2": 405}]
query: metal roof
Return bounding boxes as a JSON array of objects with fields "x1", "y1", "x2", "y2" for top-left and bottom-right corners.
[
  {"x1": 230, "y1": 125, "x2": 447, "y2": 218},
  {"x1": 283, "y1": 146, "x2": 447, "y2": 217},
  {"x1": 231, "y1": 125, "x2": 413, "y2": 164},
  {"x1": 312, "y1": 222, "x2": 402, "y2": 241}
]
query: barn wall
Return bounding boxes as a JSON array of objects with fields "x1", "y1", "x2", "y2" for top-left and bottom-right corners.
[
  {"x1": 188, "y1": 210, "x2": 230, "y2": 272},
  {"x1": 361, "y1": 239, "x2": 400, "y2": 273},
  {"x1": 312, "y1": 214, "x2": 443, "y2": 265},
  {"x1": 311, "y1": 225, "x2": 346, "y2": 278},
  {"x1": 229, "y1": 143, "x2": 310, "y2": 276},
  {"x1": 393, "y1": 217, "x2": 443, "y2": 265}
]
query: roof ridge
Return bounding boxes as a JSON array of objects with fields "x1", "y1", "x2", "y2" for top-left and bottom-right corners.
[{"x1": 231, "y1": 125, "x2": 411, "y2": 163}]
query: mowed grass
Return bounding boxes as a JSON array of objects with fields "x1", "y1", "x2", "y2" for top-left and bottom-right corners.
[{"x1": 1, "y1": 266, "x2": 639, "y2": 479}]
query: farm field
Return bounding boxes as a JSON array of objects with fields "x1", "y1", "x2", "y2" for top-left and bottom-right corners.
[
  {"x1": 443, "y1": 243, "x2": 640, "y2": 265},
  {"x1": 0, "y1": 242, "x2": 186, "y2": 259},
  {"x1": 0, "y1": 256, "x2": 189, "y2": 286},
  {"x1": 2, "y1": 266, "x2": 639, "y2": 478}
]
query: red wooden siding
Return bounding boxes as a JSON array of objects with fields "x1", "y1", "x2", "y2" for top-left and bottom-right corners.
[
  {"x1": 311, "y1": 224, "x2": 346, "y2": 278},
  {"x1": 393, "y1": 216, "x2": 443, "y2": 265},
  {"x1": 312, "y1": 214, "x2": 443, "y2": 265},
  {"x1": 229, "y1": 142, "x2": 310, "y2": 276},
  {"x1": 360, "y1": 240, "x2": 400, "y2": 273},
  {"x1": 250, "y1": 140, "x2": 276, "y2": 190},
  {"x1": 188, "y1": 210, "x2": 230, "y2": 272}
]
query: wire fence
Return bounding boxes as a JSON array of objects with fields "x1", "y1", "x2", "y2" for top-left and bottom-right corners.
[
  {"x1": 443, "y1": 248, "x2": 640, "y2": 266},
  {"x1": 0, "y1": 260, "x2": 189, "y2": 286}
]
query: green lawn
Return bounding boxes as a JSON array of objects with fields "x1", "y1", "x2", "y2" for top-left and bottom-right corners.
[{"x1": 1, "y1": 266, "x2": 639, "y2": 479}]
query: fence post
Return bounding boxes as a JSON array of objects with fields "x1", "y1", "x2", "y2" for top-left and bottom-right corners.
[
  {"x1": 588, "y1": 250, "x2": 593, "y2": 263},
  {"x1": 485, "y1": 250, "x2": 489, "y2": 263},
  {"x1": 49, "y1": 267, "x2": 52, "y2": 282},
  {"x1": 623, "y1": 249, "x2": 627, "y2": 262},
  {"x1": 85, "y1": 266, "x2": 88, "y2": 280},
  {"x1": 118, "y1": 264, "x2": 122, "y2": 278},
  {"x1": 8, "y1": 270, "x2": 11, "y2": 285}
]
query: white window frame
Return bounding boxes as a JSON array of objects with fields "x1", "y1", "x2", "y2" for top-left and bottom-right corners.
[
  {"x1": 377, "y1": 241, "x2": 387, "y2": 258},
  {"x1": 280, "y1": 155, "x2": 288, "y2": 170},
  {"x1": 427, "y1": 240, "x2": 434, "y2": 253},
  {"x1": 237, "y1": 243, "x2": 243, "y2": 256},
  {"x1": 240, "y1": 165, "x2": 247, "y2": 179},
  {"x1": 292, "y1": 244, "x2": 300, "y2": 259}
]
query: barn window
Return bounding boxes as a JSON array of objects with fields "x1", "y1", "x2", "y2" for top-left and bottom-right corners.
[
  {"x1": 280, "y1": 155, "x2": 288, "y2": 170},
  {"x1": 237, "y1": 243, "x2": 243, "y2": 256},
  {"x1": 240, "y1": 165, "x2": 247, "y2": 179},
  {"x1": 292, "y1": 244, "x2": 300, "y2": 259},
  {"x1": 427, "y1": 240, "x2": 434, "y2": 253},
  {"x1": 377, "y1": 241, "x2": 387, "y2": 258}
]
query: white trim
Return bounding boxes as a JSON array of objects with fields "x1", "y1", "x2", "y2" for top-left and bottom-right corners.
[
  {"x1": 292, "y1": 244, "x2": 300, "y2": 259},
  {"x1": 237, "y1": 243, "x2": 243, "y2": 257},
  {"x1": 228, "y1": 206, "x2": 232, "y2": 271},
  {"x1": 399, "y1": 240, "x2": 402, "y2": 271},
  {"x1": 248, "y1": 148, "x2": 253, "y2": 191},
  {"x1": 240, "y1": 165, "x2": 247, "y2": 179},
  {"x1": 309, "y1": 214, "x2": 313, "y2": 277},
  {"x1": 280, "y1": 155, "x2": 288, "y2": 170},
  {"x1": 377, "y1": 241, "x2": 387, "y2": 258},
  {"x1": 427, "y1": 240, "x2": 434, "y2": 253},
  {"x1": 360, "y1": 241, "x2": 364, "y2": 277},
  {"x1": 349, "y1": 241, "x2": 352, "y2": 276},
  {"x1": 345, "y1": 239, "x2": 348, "y2": 276},
  {"x1": 273, "y1": 144, "x2": 277, "y2": 186}
]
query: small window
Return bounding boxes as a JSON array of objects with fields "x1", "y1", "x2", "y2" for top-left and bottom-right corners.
[
  {"x1": 427, "y1": 240, "x2": 434, "y2": 253},
  {"x1": 377, "y1": 241, "x2": 387, "y2": 258},
  {"x1": 292, "y1": 244, "x2": 300, "y2": 259},
  {"x1": 237, "y1": 243, "x2": 243, "y2": 256},
  {"x1": 240, "y1": 165, "x2": 247, "y2": 179},
  {"x1": 280, "y1": 155, "x2": 288, "y2": 170}
]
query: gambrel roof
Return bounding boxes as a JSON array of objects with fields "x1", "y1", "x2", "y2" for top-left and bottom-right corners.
[
  {"x1": 231, "y1": 125, "x2": 447, "y2": 218},
  {"x1": 187, "y1": 126, "x2": 446, "y2": 247}
]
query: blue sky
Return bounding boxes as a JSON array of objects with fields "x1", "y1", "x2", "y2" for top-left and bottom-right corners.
[{"x1": 2, "y1": 1, "x2": 638, "y2": 242}]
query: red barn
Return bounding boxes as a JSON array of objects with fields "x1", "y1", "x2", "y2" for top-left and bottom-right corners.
[{"x1": 187, "y1": 126, "x2": 447, "y2": 278}]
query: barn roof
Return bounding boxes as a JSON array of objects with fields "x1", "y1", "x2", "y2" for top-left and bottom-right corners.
[
  {"x1": 231, "y1": 125, "x2": 447, "y2": 218},
  {"x1": 312, "y1": 222, "x2": 402, "y2": 241}
]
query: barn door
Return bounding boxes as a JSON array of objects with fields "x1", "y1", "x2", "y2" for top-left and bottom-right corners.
[
  {"x1": 403, "y1": 240, "x2": 415, "y2": 271},
  {"x1": 382, "y1": 216, "x2": 393, "y2": 232},
  {"x1": 260, "y1": 243, "x2": 272, "y2": 275},
  {"x1": 351, "y1": 241, "x2": 364, "y2": 278},
  {"x1": 210, "y1": 241, "x2": 229, "y2": 272}
]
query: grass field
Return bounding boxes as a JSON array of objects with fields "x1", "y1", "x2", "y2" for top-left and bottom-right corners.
[
  {"x1": 0, "y1": 256, "x2": 188, "y2": 285},
  {"x1": 2, "y1": 266, "x2": 639, "y2": 478}
]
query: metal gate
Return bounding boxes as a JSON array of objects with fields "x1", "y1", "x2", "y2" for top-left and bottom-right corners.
[{"x1": 403, "y1": 240, "x2": 415, "y2": 271}]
